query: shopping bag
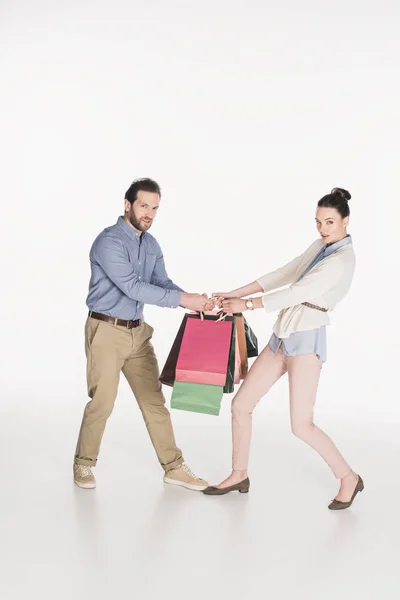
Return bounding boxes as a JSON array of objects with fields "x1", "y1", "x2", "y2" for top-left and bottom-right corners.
[
  {"x1": 244, "y1": 317, "x2": 258, "y2": 358},
  {"x1": 235, "y1": 314, "x2": 248, "y2": 378},
  {"x1": 223, "y1": 317, "x2": 236, "y2": 393},
  {"x1": 234, "y1": 330, "x2": 241, "y2": 384},
  {"x1": 160, "y1": 313, "x2": 233, "y2": 387},
  {"x1": 171, "y1": 381, "x2": 224, "y2": 416},
  {"x1": 160, "y1": 313, "x2": 245, "y2": 394},
  {"x1": 159, "y1": 315, "x2": 188, "y2": 387},
  {"x1": 175, "y1": 317, "x2": 233, "y2": 386}
]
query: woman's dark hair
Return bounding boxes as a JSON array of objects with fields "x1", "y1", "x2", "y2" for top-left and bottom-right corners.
[
  {"x1": 125, "y1": 178, "x2": 161, "y2": 204},
  {"x1": 317, "y1": 187, "x2": 351, "y2": 219}
]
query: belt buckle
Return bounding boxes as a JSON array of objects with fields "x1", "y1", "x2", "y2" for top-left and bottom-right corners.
[{"x1": 126, "y1": 319, "x2": 133, "y2": 329}]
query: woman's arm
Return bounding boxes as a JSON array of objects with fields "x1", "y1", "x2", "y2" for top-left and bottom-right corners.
[
  {"x1": 214, "y1": 241, "x2": 319, "y2": 304},
  {"x1": 212, "y1": 280, "x2": 262, "y2": 300},
  {"x1": 220, "y1": 259, "x2": 344, "y2": 314},
  {"x1": 256, "y1": 253, "x2": 304, "y2": 293},
  {"x1": 260, "y1": 259, "x2": 345, "y2": 312},
  {"x1": 213, "y1": 254, "x2": 303, "y2": 301}
]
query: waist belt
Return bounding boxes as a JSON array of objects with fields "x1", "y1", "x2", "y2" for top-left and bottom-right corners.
[
  {"x1": 89, "y1": 311, "x2": 142, "y2": 329},
  {"x1": 301, "y1": 302, "x2": 328, "y2": 313}
]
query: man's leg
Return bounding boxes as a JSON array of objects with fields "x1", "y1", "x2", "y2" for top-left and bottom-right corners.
[
  {"x1": 122, "y1": 322, "x2": 183, "y2": 471},
  {"x1": 75, "y1": 319, "x2": 130, "y2": 472},
  {"x1": 122, "y1": 322, "x2": 207, "y2": 490}
]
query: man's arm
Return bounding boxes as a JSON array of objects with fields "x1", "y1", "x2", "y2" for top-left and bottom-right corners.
[
  {"x1": 150, "y1": 251, "x2": 185, "y2": 293},
  {"x1": 94, "y1": 235, "x2": 208, "y2": 312},
  {"x1": 94, "y1": 236, "x2": 181, "y2": 308}
]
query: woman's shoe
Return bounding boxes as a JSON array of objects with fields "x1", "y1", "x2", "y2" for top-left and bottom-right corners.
[
  {"x1": 203, "y1": 478, "x2": 250, "y2": 496},
  {"x1": 328, "y1": 475, "x2": 364, "y2": 510}
]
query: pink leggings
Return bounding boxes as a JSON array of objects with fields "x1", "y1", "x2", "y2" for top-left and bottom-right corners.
[{"x1": 232, "y1": 345, "x2": 351, "y2": 478}]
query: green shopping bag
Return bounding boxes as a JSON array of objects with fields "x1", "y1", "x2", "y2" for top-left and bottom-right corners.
[{"x1": 171, "y1": 381, "x2": 224, "y2": 416}]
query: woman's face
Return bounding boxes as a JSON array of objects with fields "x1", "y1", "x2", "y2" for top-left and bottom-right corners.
[{"x1": 315, "y1": 207, "x2": 349, "y2": 245}]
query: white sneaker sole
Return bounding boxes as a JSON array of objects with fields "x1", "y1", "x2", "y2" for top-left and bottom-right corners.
[
  {"x1": 163, "y1": 477, "x2": 208, "y2": 491},
  {"x1": 74, "y1": 480, "x2": 96, "y2": 489}
]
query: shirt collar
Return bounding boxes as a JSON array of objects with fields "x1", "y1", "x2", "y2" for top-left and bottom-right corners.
[
  {"x1": 323, "y1": 234, "x2": 352, "y2": 257},
  {"x1": 117, "y1": 216, "x2": 144, "y2": 243}
]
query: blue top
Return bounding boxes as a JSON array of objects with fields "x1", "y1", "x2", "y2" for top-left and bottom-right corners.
[
  {"x1": 268, "y1": 235, "x2": 352, "y2": 362},
  {"x1": 86, "y1": 217, "x2": 184, "y2": 320}
]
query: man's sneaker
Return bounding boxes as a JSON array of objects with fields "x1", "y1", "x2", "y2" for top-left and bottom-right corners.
[
  {"x1": 74, "y1": 463, "x2": 96, "y2": 489},
  {"x1": 163, "y1": 463, "x2": 208, "y2": 491}
]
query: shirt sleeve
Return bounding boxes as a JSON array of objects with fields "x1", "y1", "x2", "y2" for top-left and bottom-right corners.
[
  {"x1": 256, "y1": 253, "x2": 304, "y2": 293},
  {"x1": 150, "y1": 250, "x2": 185, "y2": 293},
  {"x1": 93, "y1": 235, "x2": 181, "y2": 308},
  {"x1": 261, "y1": 258, "x2": 345, "y2": 313}
]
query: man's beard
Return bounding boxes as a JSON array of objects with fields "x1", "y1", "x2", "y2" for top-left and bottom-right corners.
[{"x1": 129, "y1": 214, "x2": 150, "y2": 232}]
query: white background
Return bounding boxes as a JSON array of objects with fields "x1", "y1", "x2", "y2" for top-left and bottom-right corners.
[{"x1": 1, "y1": 2, "x2": 400, "y2": 599}]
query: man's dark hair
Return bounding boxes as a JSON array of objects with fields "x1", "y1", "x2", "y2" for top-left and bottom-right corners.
[{"x1": 125, "y1": 178, "x2": 161, "y2": 204}]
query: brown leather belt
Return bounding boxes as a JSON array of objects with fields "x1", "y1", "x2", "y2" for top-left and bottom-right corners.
[
  {"x1": 89, "y1": 311, "x2": 142, "y2": 329},
  {"x1": 302, "y1": 302, "x2": 328, "y2": 313}
]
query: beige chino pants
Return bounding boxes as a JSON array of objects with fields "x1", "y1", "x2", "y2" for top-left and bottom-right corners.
[{"x1": 75, "y1": 317, "x2": 183, "y2": 472}]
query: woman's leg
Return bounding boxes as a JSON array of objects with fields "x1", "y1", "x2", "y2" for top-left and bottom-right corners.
[
  {"x1": 213, "y1": 346, "x2": 286, "y2": 488},
  {"x1": 286, "y1": 354, "x2": 358, "y2": 498}
]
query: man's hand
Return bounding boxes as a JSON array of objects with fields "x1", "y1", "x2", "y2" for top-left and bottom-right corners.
[
  {"x1": 180, "y1": 293, "x2": 211, "y2": 313},
  {"x1": 203, "y1": 297, "x2": 217, "y2": 311}
]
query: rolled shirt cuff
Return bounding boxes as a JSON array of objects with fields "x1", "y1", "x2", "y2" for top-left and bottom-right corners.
[{"x1": 168, "y1": 289, "x2": 182, "y2": 309}]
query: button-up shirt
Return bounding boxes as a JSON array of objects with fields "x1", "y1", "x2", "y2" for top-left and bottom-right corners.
[
  {"x1": 268, "y1": 235, "x2": 352, "y2": 362},
  {"x1": 86, "y1": 217, "x2": 183, "y2": 320}
]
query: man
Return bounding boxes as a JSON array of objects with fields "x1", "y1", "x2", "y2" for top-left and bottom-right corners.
[{"x1": 74, "y1": 178, "x2": 210, "y2": 491}]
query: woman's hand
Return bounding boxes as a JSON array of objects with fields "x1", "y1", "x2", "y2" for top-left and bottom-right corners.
[
  {"x1": 212, "y1": 291, "x2": 237, "y2": 300},
  {"x1": 220, "y1": 298, "x2": 247, "y2": 313},
  {"x1": 211, "y1": 292, "x2": 237, "y2": 309}
]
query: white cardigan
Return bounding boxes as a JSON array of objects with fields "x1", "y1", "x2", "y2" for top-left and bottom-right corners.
[{"x1": 257, "y1": 239, "x2": 356, "y2": 338}]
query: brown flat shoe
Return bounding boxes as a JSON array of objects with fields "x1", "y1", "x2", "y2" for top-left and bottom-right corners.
[
  {"x1": 203, "y1": 478, "x2": 250, "y2": 496},
  {"x1": 328, "y1": 475, "x2": 364, "y2": 510}
]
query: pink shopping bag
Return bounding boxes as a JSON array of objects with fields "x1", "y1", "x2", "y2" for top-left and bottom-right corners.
[{"x1": 175, "y1": 317, "x2": 233, "y2": 386}]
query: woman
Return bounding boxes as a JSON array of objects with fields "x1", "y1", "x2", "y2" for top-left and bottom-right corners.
[{"x1": 203, "y1": 188, "x2": 363, "y2": 510}]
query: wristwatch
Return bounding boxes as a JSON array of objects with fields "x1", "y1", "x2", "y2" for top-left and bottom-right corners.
[{"x1": 245, "y1": 299, "x2": 254, "y2": 311}]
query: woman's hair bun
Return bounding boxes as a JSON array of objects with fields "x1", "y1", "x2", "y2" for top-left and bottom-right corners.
[
  {"x1": 331, "y1": 187, "x2": 351, "y2": 202},
  {"x1": 319, "y1": 187, "x2": 351, "y2": 218}
]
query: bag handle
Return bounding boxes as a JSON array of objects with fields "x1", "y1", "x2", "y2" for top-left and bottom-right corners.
[{"x1": 187, "y1": 309, "x2": 232, "y2": 322}]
